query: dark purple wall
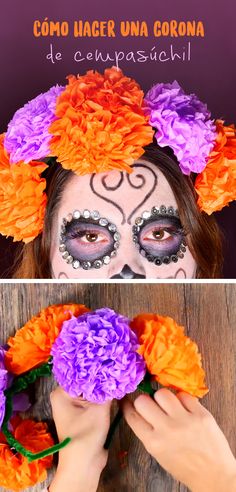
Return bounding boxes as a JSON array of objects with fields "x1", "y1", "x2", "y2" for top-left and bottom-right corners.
[{"x1": 0, "y1": 0, "x2": 235, "y2": 277}]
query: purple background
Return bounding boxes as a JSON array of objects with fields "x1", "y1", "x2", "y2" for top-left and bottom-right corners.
[{"x1": 0, "y1": 0, "x2": 235, "y2": 277}]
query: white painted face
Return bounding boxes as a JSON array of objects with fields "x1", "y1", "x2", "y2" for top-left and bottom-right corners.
[{"x1": 50, "y1": 160, "x2": 197, "y2": 279}]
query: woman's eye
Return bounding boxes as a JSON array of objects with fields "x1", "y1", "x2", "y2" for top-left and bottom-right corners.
[
  {"x1": 144, "y1": 229, "x2": 172, "y2": 241},
  {"x1": 80, "y1": 232, "x2": 106, "y2": 244}
]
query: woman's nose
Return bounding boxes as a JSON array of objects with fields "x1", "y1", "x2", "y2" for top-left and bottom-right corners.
[
  {"x1": 108, "y1": 233, "x2": 146, "y2": 279},
  {"x1": 110, "y1": 264, "x2": 146, "y2": 279}
]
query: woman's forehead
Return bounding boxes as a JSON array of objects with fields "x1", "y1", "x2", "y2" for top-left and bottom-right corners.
[{"x1": 59, "y1": 159, "x2": 178, "y2": 224}]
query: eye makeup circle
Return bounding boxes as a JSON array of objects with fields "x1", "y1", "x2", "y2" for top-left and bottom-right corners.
[
  {"x1": 59, "y1": 210, "x2": 120, "y2": 270},
  {"x1": 132, "y1": 206, "x2": 187, "y2": 266}
]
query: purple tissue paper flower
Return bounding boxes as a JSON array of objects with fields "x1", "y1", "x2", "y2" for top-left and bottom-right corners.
[
  {"x1": 4, "y1": 84, "x2": 64, "y2": 164},
  {"x1": 0, "y1": 347, "x2": 8, "y2": 427},
  {"x1": 144, "y1": 81, "x2": 216, "y2": 175},
  {"x1": 51, "y1": 308, "x2": 146, "y2": 403}
]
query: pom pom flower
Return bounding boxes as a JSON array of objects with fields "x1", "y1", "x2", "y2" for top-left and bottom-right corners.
[
  {"x1": 0, "y1": 416, "x2": 54, "y2": 491},
  {"x1": 195, "y1": 121, "x2": 236, "y2": 214},
  {"x1": 4, "y1": 85, "x2": 64, "y2": 164},
  {"x1": 144, "y1": 80, "x2": 216, "y2": 175},
  {"x1": 0, "y1": 347, "x2": 8, "y2": 427},
  {"x1": 51, "y1": 308, "x2": 146, "y2": 403},
  {"x1": 5, "y1": 303, "x2": 89, "y2": 375},
  {"x1": 49, "y1": 67, "x2": 154, "y2": 175},
  {"x1": 0, "y1": 134, "x2": 48, "y2": 243},
  {"x1": 131, "y1": 313, "x2": 208, "y2": 398}
]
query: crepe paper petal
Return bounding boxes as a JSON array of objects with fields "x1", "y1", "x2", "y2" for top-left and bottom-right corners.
[
  {"x1": 144, "y1": 80, "x2": 216, "y2": 175},
  {"x1": 1, "y1": 363, "x2": 71, "y2": 463},
  {"x1": 0, "y1": 416, "x2": 54, "y2": 491},
  {"x1": 131, "y1": 313, "x2": 208, "y2": 398},
  {"x1": 0, "y1": 134, "x2": 47, "y2": 242},
  {"x1": 12, "y1": 393, "x2": 31, "y2": 413},
  {"x1": 195, "y1": 121, "x2": 236, "y2": 214},
  {"x1": 0, "y1": 347, "x2": 10, "y2": 427},
  {"x1": 5, "y1": 303, "x2": 89, "y2": 375},
  {"x1": 49, "y1": 67, "x2": 154, "y2": 175},
  {"x1": 4, "y1": 85, "x2": 64, "y2": 163},
  {"x1": 51, "y1": 308, "x2": 146, "y2": 403}
]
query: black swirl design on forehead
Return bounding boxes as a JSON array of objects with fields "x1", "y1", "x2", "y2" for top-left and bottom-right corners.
[{"x1": 90, "y1": 163, "x2": 158, "y2": 225}]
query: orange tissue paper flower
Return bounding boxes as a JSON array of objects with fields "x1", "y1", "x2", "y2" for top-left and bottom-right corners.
[
  {"x1": 0, "y1": 133, "x2": 48, "y2": 243},
  {"x1": 49, "y1": 67, "x2": 154, "y2": 175},
  {"x1": 5, "y1": 303, "x2": 89, "y2": 375},
  {"x1": 131, "y1": 313, "x2": 208, "y2": 398},
  {"x1": 195, "y1": 120, "x2": 236, "y2": 214},
  {"x1": 0, "y1": 416, "x2": 54, "y2": 491}
]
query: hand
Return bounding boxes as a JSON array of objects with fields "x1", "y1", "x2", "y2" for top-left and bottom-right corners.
[
  {"x1": 49, "y1": 387, "x2": 112, "y2": 492},
  {"x1": 122, "y1": 388, "x2": 236, "y2": 492}
]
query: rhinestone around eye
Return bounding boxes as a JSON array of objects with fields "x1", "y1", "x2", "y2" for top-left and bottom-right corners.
[
  {"x1": 66, "y1": 213, "x2": 73, "y2": 222},
  {"x1": 91, "y1": 210, "x2": 100, "y2": 220},
  {"x1": 171, "y1": 255, "x2": 178, "y2": 263},
  {"x1": 82, "y1": 261, "x2": 91, "y2": 270},
  {"x1": 110, "y1": 250, "x2": 117, "y2": 257},
  {"x1": 114, "y1": 241, "x2": 120, "y2": 249},
  {"x1": 168, "y1": 206, "x2": 174, "y2": 215},
  {"x1": 132, "y1": 235, "x2": 138, "y2": 243},
  {"x1": 94, "y1": 260, "x2": 103, "y2": 269},
  {"x1": 72, "y1": 260, "x2": 80, "y2": 269},
  {"x1": 154, "y1": 257, "x2": 162, "y2": 266},
  {"x1": 177, "y1": 251, "x2": 184, "y2": 259},
  {"x1": 114, "y1": 232, "x2": 121, "y2": 241},
  {"x1": 62, "y1": 251, "x2": 69, "y2": 259},
  {"x1": 142, "y1": 211, "x2": 151, "y2": 220},
  {"x1": 160, "y1": 205, "x2": 167, "y2": 214},
  {"x1": 103, "y1": 256, "x2": 111, "y2": 265},
  {"x1": 73, "y1": 210, "x2": 80, "y2": 219},
  {"x1": 66, "y1": 255, "x2": 73, "y2": 264},
  {"x1": 163, "y1": 256, "x2": 171, "y2": 264},
  {"x1": 135, "y1": 217, "x2": 144, "y2": 226},
  {"x1": 59, "y1": 244, "x2": 66, "y2": 253},
  {"x1": 132, "y1": 225, "x2": 140, "y2": 234},
  {"x1": 83, "y1": 209, "x2": 90, "y2": 219},
  {"x1": 108, "y1": 224, "x2": 117, "y2": 232},
  {"x1": 180, "y1": 245, "x2": 187, "y2": 252},
  {"x1": 99, "y1": 218, "x2": 108, "y2": 227},
  {"x1": 151, "y1": 206, "x2": 159, "y2": 215},
  {"x1": 146, "y1": 255, "x2": 155, "y2": 263},
  {"x1": 140, "y1": 249, "x2": 146, "y2": 257}
]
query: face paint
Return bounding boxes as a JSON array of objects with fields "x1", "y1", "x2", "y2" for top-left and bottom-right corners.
[
  {"x1": 51, "y1": 161, "x2": 197, "y2": 279},
  {"x1": 59, "y1": 209, "x2": 120, "y2": 270},
  {"x1": 132, "y1": 205, "x2": 187, "y2": 266},
  {"x1": 110, "y1": 264, "x2": 146, "y2": 279}
]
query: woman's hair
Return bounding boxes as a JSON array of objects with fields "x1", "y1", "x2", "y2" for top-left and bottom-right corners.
[{"x1": 12, "y1": 143, "x2": 223, "y2": 278}]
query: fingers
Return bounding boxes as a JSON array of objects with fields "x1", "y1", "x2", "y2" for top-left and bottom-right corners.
[
  {"x1": 122, "y1": 397, "x2": 153, "y2": 442},
  {"x1": 176, "y1": 392, "x2": 202, "y2": 414},
  {"x1": 153, "y1": 388, "x2": 188, "y2": 417},
  {"x1": 134, "y1": 393, "x2": 168, "y2": 426}
]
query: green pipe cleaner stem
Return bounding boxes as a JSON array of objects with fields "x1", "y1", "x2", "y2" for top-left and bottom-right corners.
[
  {"x1": 104, "y1": 372, "x2": 155, "y2": 449},
  {"x1": 2, "y1": 361, "x2": 71, "y2": 462}
]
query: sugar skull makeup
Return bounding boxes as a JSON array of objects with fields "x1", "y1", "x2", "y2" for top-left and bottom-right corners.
[
  {"x1": 132, "y1": 205, "x2": 187, "y2": 266},
  {"x1": 59, "y1": 210, "x2": 120, "y2": 270},
  {"x1": 51, "y1": 161, "x2": 197, "y2": 279}
]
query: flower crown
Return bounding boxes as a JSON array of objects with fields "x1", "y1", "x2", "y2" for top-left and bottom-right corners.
[
  {"x1": 0, "y1": 67, "x2": 235, "y2": 243},
  {"x1": 0, "y1": 303, "x2": 208, "y2": 491}
]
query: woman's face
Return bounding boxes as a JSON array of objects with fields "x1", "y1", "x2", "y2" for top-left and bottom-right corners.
[{"x1": 50, "y1": 160, "x2": 197, "y2": 279}]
